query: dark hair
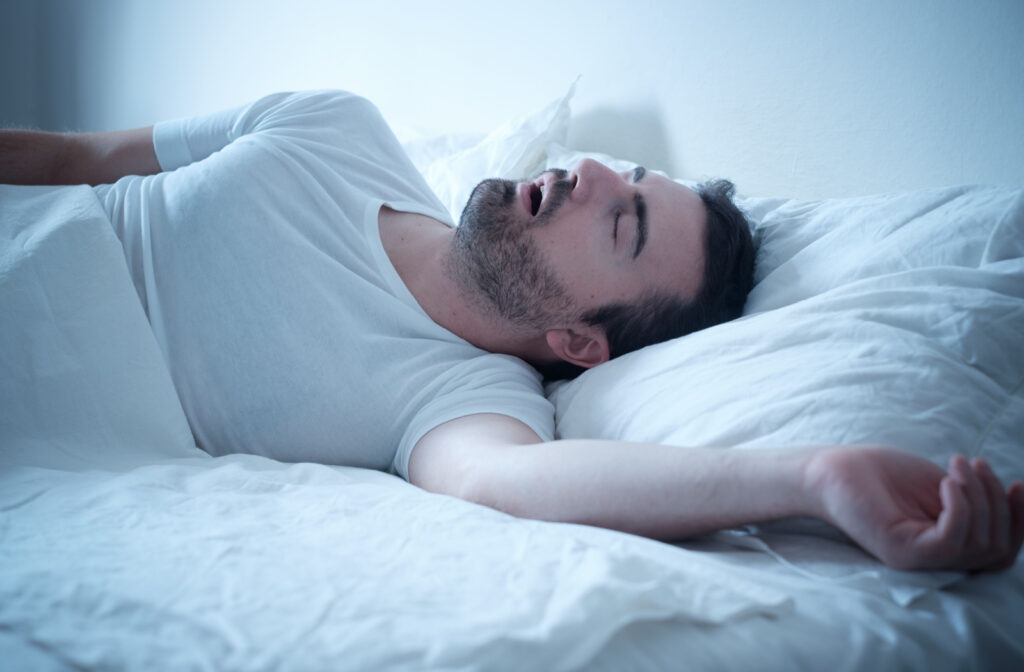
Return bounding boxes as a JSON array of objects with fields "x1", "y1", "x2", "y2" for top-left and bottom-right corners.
[{"x1": 537, "y1": 178, "x2": 756, "y2": 381}]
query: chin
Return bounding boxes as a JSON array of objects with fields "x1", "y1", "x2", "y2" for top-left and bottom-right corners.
[{"x1": 459, "y1": 178, "x2": 519, "y2": 232}]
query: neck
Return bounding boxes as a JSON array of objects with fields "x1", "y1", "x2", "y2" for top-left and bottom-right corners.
[{"x1": 377, "y1": 207, "x2": 552, "y2": 363}]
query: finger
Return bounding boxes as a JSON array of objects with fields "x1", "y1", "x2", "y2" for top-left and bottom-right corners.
[
  {"x1": 973, "y1": 459, "x2": 1009, "y2": 558},
  {"x1": 936, "y1": 474, "x2": 969, "y2": 550},
  {"x1": 987, "y1": 482, "x2": 1024, "y2": 572},
  {"x1": 951, "y1": 454, "x2": 989, "y2": 547}
]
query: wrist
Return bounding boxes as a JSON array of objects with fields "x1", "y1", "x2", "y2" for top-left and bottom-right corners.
[
  {"x1": 726, "y1": 446, "x2": 829, "y2": 525},
  {"x1": 799, "y1": 445, "x2": 881, "y2": 527},
  {"x1": 793, "y1": 445, "x2": 837, "y2": 524}
]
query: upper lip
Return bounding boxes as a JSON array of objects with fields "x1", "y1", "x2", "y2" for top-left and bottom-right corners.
[
  {"x1": 531, "y1": 171, "x2": 563, "y2": 216},
  {"x1": 522, "y1": 171, "x2": 577, "y2": 217}
]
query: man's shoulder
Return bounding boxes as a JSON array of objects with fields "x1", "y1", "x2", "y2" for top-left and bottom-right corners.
[{"x1": 241, "y1": 90, "x2": 390, "y2": 140}]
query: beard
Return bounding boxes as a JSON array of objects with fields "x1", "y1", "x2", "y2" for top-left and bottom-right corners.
[{"x1": 448, "y1": 170, "x2": 576, "y2": 331}]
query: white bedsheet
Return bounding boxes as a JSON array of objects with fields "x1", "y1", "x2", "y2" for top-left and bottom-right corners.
[
  {"x1": 0, "y1": 458, "x2": 791, "y2": 670},
  {"x1": 0, "y1": 185, "x2": 198, "y2": 471},
  {"x1": 2, "y1": 455, "x2": 1022, "y2": 671}
]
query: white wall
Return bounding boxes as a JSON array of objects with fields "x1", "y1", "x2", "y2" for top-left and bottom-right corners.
[
  {"x1": 4, "y1": 0, "x2": 1023, "y2": 198},
  {"x1": 0, "y1": 0, "x2": 41, "y2": 128}
]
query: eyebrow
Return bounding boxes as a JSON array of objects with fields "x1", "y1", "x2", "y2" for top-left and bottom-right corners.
[{"x1": 631, "y1": 166, "x2": 648, "y2": 258}]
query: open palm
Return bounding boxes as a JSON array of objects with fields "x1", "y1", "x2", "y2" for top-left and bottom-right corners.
[{"x1": 808, "y1": 447, "x2": 1024, "y2": 571}]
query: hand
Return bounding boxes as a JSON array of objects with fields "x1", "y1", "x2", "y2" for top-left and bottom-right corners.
[{"x1": 805, "y1": 446, "x2": 1024, "y2": 571}]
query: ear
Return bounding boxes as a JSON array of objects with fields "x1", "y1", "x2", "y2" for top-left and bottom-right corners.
[{"x1": 543, "y1": 325, "x2": 610, "y2": 369}]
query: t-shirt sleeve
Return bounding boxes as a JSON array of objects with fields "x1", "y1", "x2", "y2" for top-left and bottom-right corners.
[
  {"x1": 151, "y1": 90, "x2": 374, "y2": 171},
  {"x1": 391, "y1": 354, "x2": 556, "y2": 481},
  {"x1": 152, "y1": 103, "x2": 248, "y2": 172}
]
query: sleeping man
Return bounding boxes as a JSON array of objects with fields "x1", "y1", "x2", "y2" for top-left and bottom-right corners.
[{"x1": 2, "y1": 90, "x2": 1021, "y2": 572}]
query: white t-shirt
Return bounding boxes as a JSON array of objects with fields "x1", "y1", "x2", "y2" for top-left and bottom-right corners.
[{"x1": 93, "y1": 90, "x2": 554, "y2": 478}]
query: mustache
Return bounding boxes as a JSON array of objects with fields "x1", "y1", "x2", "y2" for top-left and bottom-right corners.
[{"x1": 532, "y1": 168, "x2": 570, "y2": 181}]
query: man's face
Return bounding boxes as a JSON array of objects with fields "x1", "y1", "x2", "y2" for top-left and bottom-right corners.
[{"x1": 452, "y1": 159, "x2": 707, "y2": 331}]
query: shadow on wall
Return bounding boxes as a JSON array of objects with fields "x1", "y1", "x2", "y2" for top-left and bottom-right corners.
[{"x1": 567, "y1": 105, "x2": 678, "y2": 176}]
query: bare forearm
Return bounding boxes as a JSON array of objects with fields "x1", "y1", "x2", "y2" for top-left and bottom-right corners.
[
  {"x1": 0, "y1": 130, "x2": 69, "y2": 184},
  {"x1": 464, "y1": 440, "x2": 821, "y2": 540},
  {"x1": 413, "y1": 416, "x2": 1024, "y2": 570},
  {"x1": 0, "y1": 127, "x2": 159, "y2": 186}
]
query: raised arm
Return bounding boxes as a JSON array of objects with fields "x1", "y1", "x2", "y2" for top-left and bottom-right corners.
[
  {"x1": 409, "y1": 414, "x2": 1024, "y2": 572},
  {"x1": 0, "y1": 126, "x2": 159, "y2": 186}
]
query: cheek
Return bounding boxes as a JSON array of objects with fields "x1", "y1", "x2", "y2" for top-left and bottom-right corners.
[
  {"x1": 559, "y1": 262, "x2": 637, "y2": 308},
  {"x1": 531, "y1": 227, "x2": 636, "y2": 306}
]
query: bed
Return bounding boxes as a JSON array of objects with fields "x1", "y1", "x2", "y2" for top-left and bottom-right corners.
[{"x1": 2, "y1": 87, "x2": 1022, "y2": 671}]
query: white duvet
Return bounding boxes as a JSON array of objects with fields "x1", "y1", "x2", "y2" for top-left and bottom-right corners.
[{"x1": 2, "y1": 88, "x2": 1023, "y2": 670}]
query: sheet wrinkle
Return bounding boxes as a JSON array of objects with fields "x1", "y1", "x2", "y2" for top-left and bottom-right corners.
[
  {"x1": 873, "y1": 187, "x2": 969, "y2": 239},
  {"x1": 980, "y1": 190, "x2": 1024, "y2": 265},
  {"x1": 1, "y1": 582, "x2": 239, "y2": 670},
  {"x1": 0, "y1": 486, "x2": 54, "y2": 513},
  {"x1": 0, "y1": 626, "x2": 88, "y2": 672},
  {"x1": 777, "y1": 279, "x2": 1022, "y2": 386},
  {"x1": 0, "y1": 457, "x2": 806, "y2": 672},
  {"x1": 972, "y1": 374, "x2": 1024, "y2": 458},
  {"x1": 716, "y1": 529, "x2": 969, "y2": 608},
  {"x1": 256, "y1": 596, "x2": 339, "y2": 672},
  {"x1": 422, "y1": 539, "x2": 792, "y2": 672}
]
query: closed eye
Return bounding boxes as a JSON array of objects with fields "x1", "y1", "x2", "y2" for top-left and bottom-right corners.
[
  {"x1": 630, "y1": 167, "x2": 648, "y2": 258},
  {"x1": 632, "y1": 194, "x2": 647, "y2": 259},
  {"x1": 613, "y1": 212, "x2": 620, "y2": 241}
]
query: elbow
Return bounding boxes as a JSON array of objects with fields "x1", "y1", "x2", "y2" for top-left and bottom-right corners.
[
  {"x1": 443, "y1": 454, "x2": 505, "y2": 512},
  {"x1": 408, "y1": 442, "x2": 493, "y2": 508},
  {"x1": 453, "y1": 454, "x2": 538, "y2": 520},
  {"x1": 453, "y1": 461, "x2": 504, "y2": 511},
  {"x1": 406, "y1": 414, "x2": 544, "y2": 515},
  {"x1": 409, "y1": 447, "x2": 511, "y2": 515}
]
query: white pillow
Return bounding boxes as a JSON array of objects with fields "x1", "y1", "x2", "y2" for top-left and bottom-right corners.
[
  {"x1": 0, "y1": 185, "x2": 201, "y2": 470},
  {"x1": 398, "y1": 82, "x2": 576, "y2": 221}
]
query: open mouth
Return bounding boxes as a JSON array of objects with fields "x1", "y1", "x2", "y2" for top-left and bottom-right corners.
[
  {"x1": 529, "y1": 183, "x2": 543, "y2": 216},
  {"x1": 523, "y1": 170, "x2": 574, "y2": 218}
]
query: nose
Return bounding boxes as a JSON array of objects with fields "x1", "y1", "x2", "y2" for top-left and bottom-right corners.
[{"x1": 569, "y1": 158, "x2": 628, "y2": 203}]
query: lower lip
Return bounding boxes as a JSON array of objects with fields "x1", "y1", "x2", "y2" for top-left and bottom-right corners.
[{"x1": 518, "y1": 182, "x2": 534, "y2": 216}]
